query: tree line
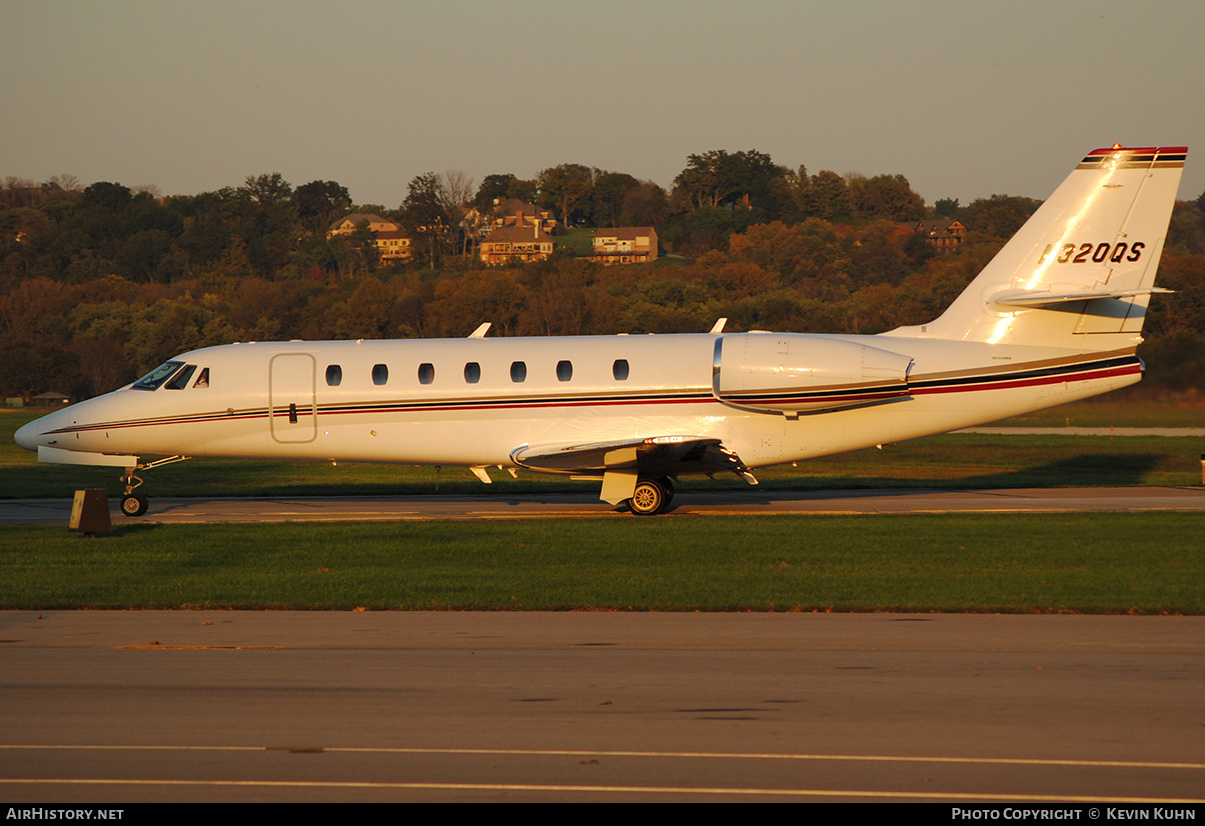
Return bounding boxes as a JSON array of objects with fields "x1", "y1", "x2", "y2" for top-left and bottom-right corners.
[{"x1": 2, "y1": 152, "x2": 1203, "y2": 401}]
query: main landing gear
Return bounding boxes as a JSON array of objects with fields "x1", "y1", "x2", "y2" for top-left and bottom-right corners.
[{"x1": 627, "y1": 477, "x2": 674, "y2": 516}]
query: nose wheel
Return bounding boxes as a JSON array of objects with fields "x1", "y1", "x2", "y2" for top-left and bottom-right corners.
[{"x1": 121, "y1": 493, "x2": 149, "y2": 517}]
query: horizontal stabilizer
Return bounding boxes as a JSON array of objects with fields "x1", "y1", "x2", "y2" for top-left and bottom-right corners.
[{"x1": 990, "y1": 287, "x2": 1173, "y2": 309}]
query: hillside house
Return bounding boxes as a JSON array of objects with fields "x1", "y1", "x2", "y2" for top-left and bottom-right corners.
[
  {"x1": 590, "y1": 227, "x2": 658, "y2": 265},
  {"x1": 478, "y1": 224, "x2": 554, "y2": 264},
  {"x1": 326, "y1": 213, "x2": 413, "y2": 263},
  {"x1": 899, "y1": 218, "x2": 967, "y2": 250}
]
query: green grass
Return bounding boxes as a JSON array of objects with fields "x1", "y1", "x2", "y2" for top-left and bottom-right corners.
[
  {"x1": 995, "y1": 397, "x2": 1205, "y2": 427},
  {"x1": 784, "y1": 433, "x2": 1201, "y2": 488},
  {"x1": 1, "y1": 514, "x2": 1201, "y2": 613},
  {"x1": 554, "y1": 227, "x2": 597, "y2": 256}
]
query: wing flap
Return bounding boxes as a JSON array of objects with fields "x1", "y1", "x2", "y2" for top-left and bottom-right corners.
[{"x1": 511, "y1": 435, "x2": 755, "y2": 482}]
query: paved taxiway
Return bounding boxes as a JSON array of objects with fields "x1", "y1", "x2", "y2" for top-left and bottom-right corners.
[
  {"x1": 3, "y1": 486, "x2": 1205, "y2": 524},
  {"x1": 1, "y1": 611, "x2": 1202, "y2": 803}
]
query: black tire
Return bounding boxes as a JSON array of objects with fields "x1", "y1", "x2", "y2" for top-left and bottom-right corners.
[
  {"x1": 628, "y1": 478, "x2": 668, "y2": 516},
  {"x1": 121, "y1": 494, "x2": 148, "y2": 517},
  {"x1": 658, "y1": 476, "x2": 675, "y2": 506}
]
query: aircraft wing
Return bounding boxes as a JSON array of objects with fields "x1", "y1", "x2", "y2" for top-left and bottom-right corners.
[{"x1": 511, "y1": 436, "x2": 757, "y2": 504}]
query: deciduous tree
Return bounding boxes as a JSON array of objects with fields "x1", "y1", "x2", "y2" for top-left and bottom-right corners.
[
  {"x1": 672, "y1": 150, "x2": 782, "y2": 211},
  {"x1": 401, "y1": 172, "x2": 451, "y2": 268},
  {"x1": 295, "y1": 180, "x2": 351, "y2": 235},
  {"x1": 537, "y1": 164, "x2": 594, "y2": 228}
]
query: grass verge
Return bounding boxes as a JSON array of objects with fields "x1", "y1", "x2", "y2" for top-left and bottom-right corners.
[
  {"x1": 994, "y1": 397, "x2": 1205, "y2": 427},
  {"x1": 2, "y1": 513, "x2": 1201, "y2": 613}
]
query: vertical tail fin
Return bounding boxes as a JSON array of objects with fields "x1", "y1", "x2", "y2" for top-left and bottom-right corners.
[{"x1": 889, "y1": 145, "x2": 1186, "y2": 349}]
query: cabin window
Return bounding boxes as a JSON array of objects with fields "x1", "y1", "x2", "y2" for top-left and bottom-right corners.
[
  {"x1": 464, "y1": 362, "x2": 481, "y2": 384},
  {"x1": 556, "y1": 360, "x2": 573, "y2": 381},
  {"x1": 510, "y1": 361, "x2": 526, "y2": 382},
  {"x1": 132, "y1": 361, "x2": 184, "y2": 391},
  {"x1": 418, "y1": 363, "x2": 435, "y2": 385},
  {"x1": 613, "y1": 359, "x2": 629, "y2": 381},
  {"x1": 326, "y1": 365, "x2": 342, "y2": 386},
  {"x1": 165, "y1": 364, "x2": 198, "y2": 390},
  {"x1": 372, "y1": 364, "x2": 388, "y2": 385},
  {"x1": 192, "y1": 368, "x2": 210, "y2": 388}
]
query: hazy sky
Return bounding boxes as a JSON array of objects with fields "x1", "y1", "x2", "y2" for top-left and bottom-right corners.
[{"x1": 3, "y1": 0, "x2": 1203, "y2": 208}]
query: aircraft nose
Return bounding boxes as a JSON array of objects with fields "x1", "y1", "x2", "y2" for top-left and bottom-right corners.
[{"x1": 14, "y1": 419, "x2": 41, "y2": 451}]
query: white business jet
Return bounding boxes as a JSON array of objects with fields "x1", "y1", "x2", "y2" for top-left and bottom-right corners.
[{"x1": 15, "y1": 145, "x2": 1187, "y2": 516}]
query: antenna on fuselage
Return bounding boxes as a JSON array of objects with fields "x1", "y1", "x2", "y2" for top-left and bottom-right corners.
[
  {"x1": 468, "y1": 322, "x2": 491, "y2": 338},
  {"x1": 709, "y1": 318, "x2": 727, "y2": 334}
]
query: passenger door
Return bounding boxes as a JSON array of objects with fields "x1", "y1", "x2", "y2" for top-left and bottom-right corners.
[{"x1": 269, "y1": 353, "x2": 317, "y2": 444}]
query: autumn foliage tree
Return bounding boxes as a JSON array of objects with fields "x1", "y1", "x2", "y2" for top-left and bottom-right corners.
[{"x1": 2, "y1": 160, "x2": 1202, "y2": 402}]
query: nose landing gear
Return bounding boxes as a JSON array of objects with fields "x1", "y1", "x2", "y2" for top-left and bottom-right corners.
[
  {"x1": 117, "y1": 455, "x2": 191, "y2": 518},
  {"x1": 119, "y1": 467, "x2": 148, "y2": 517}
]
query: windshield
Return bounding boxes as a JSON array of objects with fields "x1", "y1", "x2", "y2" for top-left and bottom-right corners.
[{"x1": 132, "y1": 361, "x2": 184, "y2": 391}]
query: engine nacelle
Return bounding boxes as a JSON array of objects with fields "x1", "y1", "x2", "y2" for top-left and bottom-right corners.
[{"x1": 713, "y1": 333, "x2": 913, "y2": 414}]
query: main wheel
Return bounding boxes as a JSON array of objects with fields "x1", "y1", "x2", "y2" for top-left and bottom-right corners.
[
  {"x1": 121, "y1": 494, "x2": 148, "y2": 517},
  {"x1": 657, "y1": 476, "x2": 675, "y2": 506},
  {"x1": 628, "y1": 478, "x2": 669, "y2": 516}
]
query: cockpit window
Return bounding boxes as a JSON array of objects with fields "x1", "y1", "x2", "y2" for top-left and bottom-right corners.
[
  {"x1": 132, "y1": 361, "x2": 185, "y2": 391},
  {"x1": 165, "y1": 364, "x2": 198, "y2": 390},
  {"x1": 192, "y1": 368, "x2": 210, "y2": 388}
]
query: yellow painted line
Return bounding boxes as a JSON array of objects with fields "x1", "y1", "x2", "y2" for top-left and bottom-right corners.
[
  {"x1": 337, "y1": 747, "x2": 1205, "y2": 771},
  {"x1": 115, "y1": 645, "x2": 281, "y2": 651},
  {"x1": 0, "y1": 778, "x2": 1200, "y2": 802},
  {"x1": 3, "y1": 744, "x2": 1202, "y2": 771}
]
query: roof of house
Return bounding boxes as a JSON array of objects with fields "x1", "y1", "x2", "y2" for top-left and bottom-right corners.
[
  {"x1": 594, "y1": 227, "x2": 656, "y2": 241},
  {"x1": 375, "y1": 229, "x2": 411, "y2": 241},
  {"x1": 484, "y1": 225, "x2": 554, "y2": 244},
  {"x1": 329, "y1": 213, "x2": 393, "y2": 230},
  {"x1": 900, "y1": 219, "x2": 965, "y2": 233},
  {"x1": 494, "y1": 199, "x2": 550, "y2": 217}
]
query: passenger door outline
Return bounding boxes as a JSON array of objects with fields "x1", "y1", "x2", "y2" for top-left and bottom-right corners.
[{"x1": 269, "y1": 353, "x2": 317, "y2": 444}]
